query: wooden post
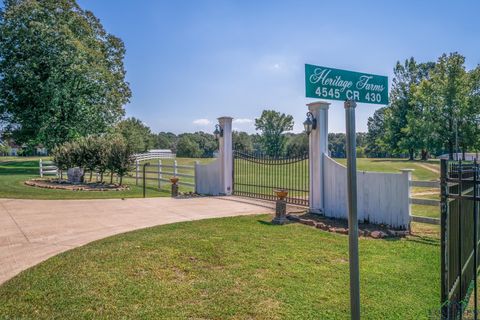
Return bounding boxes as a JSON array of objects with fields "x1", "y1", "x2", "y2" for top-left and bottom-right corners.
[
  {"x1": 194, "y1": 160, "x2": 199, "y2": 194},
  {"x1": 158, "y1": 159, "x2": 162, "y2": 189},
  {"x1": 174, "y1": 160, "x2": 178, "y2": 176},
  {"x1": 39, "y1": 159, "x2": 43, "y2": 177},
  {"x1": 135, "y1": 160, "x2": 139, "y2": 185}
]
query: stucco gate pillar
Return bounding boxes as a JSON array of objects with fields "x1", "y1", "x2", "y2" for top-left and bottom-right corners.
[
  {"x1": 218, "y1": 116, "x2": 233, "y2": 195},
  {"x1": 307, "y1": 101, "x2": 330, "y2": 214}
]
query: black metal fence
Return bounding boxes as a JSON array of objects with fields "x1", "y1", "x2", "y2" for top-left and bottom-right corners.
[
  {"x1": 232, "y1": 150, "x2": 309, "y2": 206},
  {"x1": 441, "y1": 159, "x2": 480, "y2": 319}
]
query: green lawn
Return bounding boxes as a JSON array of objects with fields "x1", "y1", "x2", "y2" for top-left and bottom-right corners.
[
  {"x1": 0, "y1": 215, "x2": 441, "y2": 319},
  {"x1": 0, "y1": 157, "x2": 212, "y2": 199},
  {"x1": 335, "y1": 158, "x2": 439, "y2": 181},
  {"x1": 0, "y1": 157, "x2": 440, "y2": 220}
]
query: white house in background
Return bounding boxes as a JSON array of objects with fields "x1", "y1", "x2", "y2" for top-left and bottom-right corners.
[{"x1": 438, "y1": 153, "x2": 479, "y2": 161}]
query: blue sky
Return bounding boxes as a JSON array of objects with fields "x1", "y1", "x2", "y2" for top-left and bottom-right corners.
[{"x1": 77, "y1": 1, "x2": 478, "y2": 133}]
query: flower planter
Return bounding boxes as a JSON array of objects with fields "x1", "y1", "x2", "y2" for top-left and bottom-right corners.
[{"x1": 273, "y1": 189, "x2": 288, "y2": 200}]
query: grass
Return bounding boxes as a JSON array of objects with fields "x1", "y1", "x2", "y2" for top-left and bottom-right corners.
[
  {"x1": 0, "y1": 157, "x2": 212, "y2": 200},
  {"x1": 0, "y1": 215, "x2": 441, "y2": 319},
  {"x1": 335, "y1": 158, "x2": 439, "y2": 181},
  {"x1": 0, "y1": 157, "x2": 440, "y2": 220}
]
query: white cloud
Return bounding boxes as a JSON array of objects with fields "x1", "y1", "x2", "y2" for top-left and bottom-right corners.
[
  {"x1": 233, "y1": 118, "x2": 253, "y2": 124},
  {"x1": 192, "y1": 118, "x2": 211, "y2": 126}
]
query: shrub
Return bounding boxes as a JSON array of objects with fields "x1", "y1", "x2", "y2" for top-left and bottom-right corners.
[{"x1": 106, "y1": 136, "x2": 134, "y2": 185}]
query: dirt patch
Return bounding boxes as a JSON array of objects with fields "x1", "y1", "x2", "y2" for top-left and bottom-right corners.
[
  {"x1": 25, "y1": 178, "x2": 129, "y2": 191},
  {"x1": 417, "y1": 163, "x2": 440, "y2": 174}
]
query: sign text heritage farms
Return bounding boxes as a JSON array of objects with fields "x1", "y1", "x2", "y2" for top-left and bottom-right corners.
[{"x1": 305, "y1": 64, "x2": 388, "y2": 105}]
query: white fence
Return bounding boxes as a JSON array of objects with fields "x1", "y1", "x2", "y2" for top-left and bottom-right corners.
[
  {"x1": 323, "y1": 155, "x2": 411, "y2": 229},
  {"x1": 133, "y1": 150, "x2": 175, "y2": 162},
  {"x1": 134, "y1": 160, "x2": 196, "y2": 189},
  {"x1": 39, "y1": 159, "x2": 58, "y2": 177},
  {"x1": 195, "y1": 159, "x2": 223, "y2": 195}
]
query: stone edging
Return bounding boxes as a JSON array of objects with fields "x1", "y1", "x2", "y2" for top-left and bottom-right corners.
[
  {"x1": 286, "y1": 214, "x2": 409, "y2": 239},
  {"x1": 24, "y1": 179, "x2": 130, "y2": 192}
]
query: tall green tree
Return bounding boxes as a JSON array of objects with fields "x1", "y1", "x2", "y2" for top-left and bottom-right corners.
[
  {"x1": 254, "y1": 110, "x2": 294, "y2": 156},
  {"x1": 114, "y1": 118, "x2": 154, "y2": 153},
  {"x1": 154, "y1": 132, "x2": 177, "y2": 150},
  {"x1": 232, "y1": 131, "x2": 253, "y2": 153},
  {"x1": 285, "y1": 133, "x2": 308, "y2": 157},
  {"x1": 365, "y1": 107, "x2": 389, "y2": 158},
  {"x1": 385, "y1": 58, "x2": 434, "y2": 159},
  {"x1": 0, "y1": 0, "x2": 131, "y2": 149},
  {"x1": 415, "y1": 53, "x2": 473, "y2": 158}
]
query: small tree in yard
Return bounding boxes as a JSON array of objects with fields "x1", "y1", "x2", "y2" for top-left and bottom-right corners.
[
  {"x1": 52, "y1": 144, "x2": 72, "y2": 179},
  {"x1": 107, "y1": 136, "x2": 134, "y2": 185},
  {"x1": 79, "y1": 136, "x2": 108, "y2": 182}
]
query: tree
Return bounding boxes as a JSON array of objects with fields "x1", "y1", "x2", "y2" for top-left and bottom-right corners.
[
  {"x1": 285, "y1": 133, "x2": 308, "y2": 157},
  {"x1": 114, "y1": 118, "x2": 154, "y2": 153},
  {"x1": 78, "y1": 135, "x2": 109, "y2": 181},
  {"x1": 255, "y1": 110, "x2": 294, "y2": 156},
  {"x1": 176, "y1": 135, "x2": 202, "y2": 158},
  {"x1": 385, "y1": 58, "x2": 435, "y2": 159},
  {"x1": 415, "y1": 53, "x2": 473, "y2": 159},
  {"x1": 107, "y1": 136, "x2": 134, "y2": 185},
  {"x1": 154, "y1": 132, "x2": 177, "y2": 150},
  {"x1": 365, "y1": 107, "x2": 389, "y2": 158},
  {"x1": 232, "y1": 131, "x2": 253, "y2": 153},
  {"x1": 328, "y1": 133, "x2": 346, "y2": 158},
  {"x1": 190, "y1": 132, "x2": 217, "y2": 157},
  {"x1": 0, "y1": 0, "x2": 131, "y2": 149}
]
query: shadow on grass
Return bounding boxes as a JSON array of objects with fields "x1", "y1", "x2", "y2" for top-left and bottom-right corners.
[
  {"x1": 257, "y1": 219, "x2": 278, "y2": 226},
  {"x1": 407, "y1": 234, "x2": 440, "y2": 247}
]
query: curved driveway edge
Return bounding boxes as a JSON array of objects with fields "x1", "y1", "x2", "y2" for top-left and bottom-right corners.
[{"x1": 0, "y1": 196, "x2": 274, "y2": 285}]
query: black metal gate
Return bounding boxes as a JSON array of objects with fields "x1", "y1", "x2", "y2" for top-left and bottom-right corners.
[
  {"x1": 232, "y1": 150, "x2": 309, "y2": 206},
  {"x1": 441, "y1": 159, "x2": 480, "y2": 319}
]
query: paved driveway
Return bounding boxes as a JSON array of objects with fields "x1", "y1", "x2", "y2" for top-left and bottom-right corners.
[{"x1": 0, "y1": 196, "x2": 273, "y2": 285}]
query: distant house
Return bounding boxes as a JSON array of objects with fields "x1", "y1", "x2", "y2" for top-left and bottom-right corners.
[
  {"x1": 0, "y1": 138, "x2": 48, "y2": 156},
  {"x1": 438, "y1": 153, "x2": 479, "y2": 161}
]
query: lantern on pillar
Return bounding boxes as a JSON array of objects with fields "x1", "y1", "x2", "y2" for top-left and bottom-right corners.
[
  {"x1": 303, "y1": 112, "x2": 317, "y2": 135},
  {"x1": 213, "y1": 124, "x2": 223, "y2": 140}
]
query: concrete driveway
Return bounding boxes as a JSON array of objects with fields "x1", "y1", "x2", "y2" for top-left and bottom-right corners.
[{"x1": 0, "y1": 196, "x2": 274, "y2": 285}]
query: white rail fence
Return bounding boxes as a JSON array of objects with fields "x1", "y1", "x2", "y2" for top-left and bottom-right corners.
[
  {"x1": 39, "y1": 159, "x2": 58, "y2": 177},
  {"x1": 409, "y1": 179, "x2": 440, "y2": 225},
  {"x1": 133, "y1": 150, "x2": 175, "y2": 162},
  {"x1": 134, "y1": 160, "x2": 197, "y2": 190}
]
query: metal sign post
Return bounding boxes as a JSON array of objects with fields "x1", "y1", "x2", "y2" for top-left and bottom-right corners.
[{"x1": 345, "y1": 99, "x2": 360, "y2": 320}]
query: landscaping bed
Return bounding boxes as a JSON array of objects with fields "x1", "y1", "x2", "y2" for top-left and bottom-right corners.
[{"x1": 25, "y1": 178, "x2": 130, "y2": 191}]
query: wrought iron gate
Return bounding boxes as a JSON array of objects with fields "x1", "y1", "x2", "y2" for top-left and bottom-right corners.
[
  {"x1": 232, "y1": 150, "x2": 309, "y2": 206},
  {"x1": 440, "y1": 159, "x2": 480, "y2": 319}
]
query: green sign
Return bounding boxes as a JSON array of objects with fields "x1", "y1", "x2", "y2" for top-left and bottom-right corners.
[{"x1": 305, "y1": 64, "x2": 388, "y2": 105}]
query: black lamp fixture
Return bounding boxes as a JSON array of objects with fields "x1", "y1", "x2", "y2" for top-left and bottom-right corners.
[
  {"x1": 213, "y1": 124, "x2": 224, "y2": 140},
  {"x1": 303, "y1": 112, "x2": 317, "y2": 135}
]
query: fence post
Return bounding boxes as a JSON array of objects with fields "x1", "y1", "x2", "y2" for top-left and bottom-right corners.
[
  {"x1": 400, "y1": 169, "x2": 414, "y2": 229},
  {"x1": 194, "y1": 160, "x2": 199, "y2": 194},
  {"x1": 218, "y1": 116, "x2": 233, "y2": 195},
  {"x1": 174, "y1": 160, "x2": 178, "y2": 176},
  {"x1": 135, "y1": 160, "x2": 139, "y2": 185},
  {"x1": 39, "y1": 159, "x2": 43, "y2": 177},
  {"x1": 158, "y1": 159, "x2": 162, "y2": 189},
  {"x1": 306, "y1": 101, "x2": 330, "y2": 214},
  {"x1": 440, "y1": 159, "x2": 448, "y2": 317}
]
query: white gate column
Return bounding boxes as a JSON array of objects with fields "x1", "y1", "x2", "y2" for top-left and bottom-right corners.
[
  {"x1": 307, "y1": 101, "x2": 330, "y2": 214},
  {"x1": 218, "y1": 116, "x2": 233, "y2": 195}
]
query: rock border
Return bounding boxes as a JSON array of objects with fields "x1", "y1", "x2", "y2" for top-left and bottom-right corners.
[
  {"x1": 286, "y1": 214, "x2": 409, "y2": 239},
  {"x1": 25, "y1": 178, "x2": 130, "y2": 192}
]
